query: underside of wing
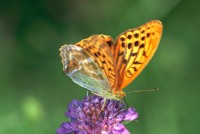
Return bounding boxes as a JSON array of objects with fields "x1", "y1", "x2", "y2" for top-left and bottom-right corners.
[
  {"x1": 75, "y1": 35, "x2": 116, "y2": 89},
  {"x1": 59, "y1": 45, "x2": 110, "y2": 93},
  {"x1": 114, "y1": 20, "x2": 163, "y2": 90}
]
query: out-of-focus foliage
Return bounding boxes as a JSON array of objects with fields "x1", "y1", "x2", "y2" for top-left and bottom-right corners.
[{"x1": 0, "y1": 0, "x2": 199, "y2": 133}]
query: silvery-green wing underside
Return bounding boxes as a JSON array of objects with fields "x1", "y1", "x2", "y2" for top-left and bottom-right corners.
[{"x1": 59, "y1": 45, "x2": 111, "y2": 93}]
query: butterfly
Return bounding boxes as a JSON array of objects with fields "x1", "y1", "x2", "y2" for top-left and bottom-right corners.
[{"x1": 60, "y1": 20, "x2": 163, "y2": 101}]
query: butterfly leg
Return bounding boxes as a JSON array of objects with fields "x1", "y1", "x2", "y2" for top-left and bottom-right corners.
[{"x1": 97, "y1": 97, "x2": 107, "y2": 117}]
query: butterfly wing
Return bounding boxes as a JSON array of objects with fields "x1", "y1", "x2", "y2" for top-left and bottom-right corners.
[
  {"x1": 60, "y1": 35, "x2": 117, "y2": 94},
  {"x1": 60, "y1": 45, "x2": 110, "y2": 93},
  {"x1": 113, "y1": 20, "x2": 163, "y2": 90},
  {"x1": 75, "y1": 35, "x2": 116, "y2": 89}
]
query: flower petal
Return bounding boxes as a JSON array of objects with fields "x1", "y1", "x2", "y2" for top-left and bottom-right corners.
[
  {"x1": 124, "y1": 108, "x2": 138, "y2": 121},
  {"x1": 112, "y1": 124, "x2": 130, "y2": 134},
  {"x1": 66, "y1": 100, "x2": 80, "y2": 118},
  {"x1": 57, "y1": 122, "x2": 76, "y2": 134}
]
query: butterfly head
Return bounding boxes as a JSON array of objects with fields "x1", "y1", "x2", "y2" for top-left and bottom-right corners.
[{"x1": 112, "y1": 90, "x2": 126, "y2": 100}]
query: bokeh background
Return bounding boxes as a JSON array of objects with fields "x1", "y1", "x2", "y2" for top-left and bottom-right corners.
[{"x1": 0, "y1": 0, "x2": 199, "y2": 133}]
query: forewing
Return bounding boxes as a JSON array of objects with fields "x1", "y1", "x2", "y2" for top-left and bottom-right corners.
[
  {"x1": 75, "y1": 35, "x2": 116, "y2": 89},
  {"x1": 114, "y1": 20, "x2": 163, "y2": 90}
]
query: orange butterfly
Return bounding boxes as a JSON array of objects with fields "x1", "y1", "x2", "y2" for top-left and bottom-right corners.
[{"x1": 60, "y1": 20, "x2": 163, "y2": 101}]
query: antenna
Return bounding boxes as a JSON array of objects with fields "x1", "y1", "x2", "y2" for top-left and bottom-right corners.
[{"x1": 125, "y1": 88, "x2": 159, "y2": 93}]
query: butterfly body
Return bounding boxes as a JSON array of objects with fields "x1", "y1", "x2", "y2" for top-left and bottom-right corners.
[{"x1": 60, "y1": 20, "x2": 163, "y2": 100}]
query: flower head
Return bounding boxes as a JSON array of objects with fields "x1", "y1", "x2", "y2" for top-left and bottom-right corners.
[{"x1": 57, "y1": 95, "x2": 138, "y2": 134}]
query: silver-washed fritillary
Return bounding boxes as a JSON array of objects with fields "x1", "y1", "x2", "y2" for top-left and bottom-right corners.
[{"x1": 60, "y1": 20, "x2": 163, "y2": 100}]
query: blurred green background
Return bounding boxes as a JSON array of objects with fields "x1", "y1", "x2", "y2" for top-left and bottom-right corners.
[{"x1": 0, "y1": 0, "x2": 199, "y2": 133}]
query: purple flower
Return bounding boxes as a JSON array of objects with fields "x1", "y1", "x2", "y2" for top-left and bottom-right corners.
[{"x1": 57, "y1": 95, "x2": 138, "y2": 134}]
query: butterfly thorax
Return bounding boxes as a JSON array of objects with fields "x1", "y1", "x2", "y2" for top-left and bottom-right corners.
[{"x1": 96, "y1": 89, "x2": 125, "y2": 101}]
